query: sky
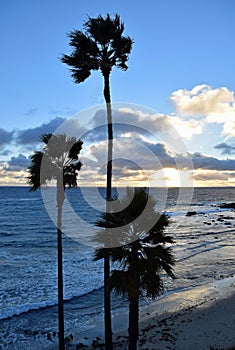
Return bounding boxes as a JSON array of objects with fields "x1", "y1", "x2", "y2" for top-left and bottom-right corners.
[{"x1": 0, "y1": 0, "x2": 235, "y2": 187}]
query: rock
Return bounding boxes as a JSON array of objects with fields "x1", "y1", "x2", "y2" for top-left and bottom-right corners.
[
  {"x1": 186, "y1": 211, "x2": 197, "y2": 216},
  {"x1": 65, "y1": 334, "x2": 73, "y2": 346},
  {"x1": 219, "y1": 203, "x2": 235, "y2": 209},
  {"x1": 47, "y1": 332, "x2": 52, "y2": 341},
  {"x1": 77, "y1": 343, "x2": 88, "y2": 349}
]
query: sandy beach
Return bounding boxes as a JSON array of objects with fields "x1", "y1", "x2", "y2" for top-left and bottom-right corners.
[{"x1": 50, "y1": 276, "x2": 235, "y2": 350}]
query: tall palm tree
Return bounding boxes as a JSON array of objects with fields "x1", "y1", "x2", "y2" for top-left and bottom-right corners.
[
  {"x1": 28, "y1": 133, "x2": 83, "y2": 350},
  {"x1": 61, "y1": 14, "x2": 133, "y2": 349},
  {"x1": 94, "y1": 188, "x2": 175, "y2": 350}
]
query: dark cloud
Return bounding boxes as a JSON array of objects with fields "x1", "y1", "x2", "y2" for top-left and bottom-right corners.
[
  {"x1": 16, "y1": 117, "x2": 66, "y2": 144},
  {"x1": 89, "y1": 138, "x2": 187, "y2": 172},
  {"x1": 88, "y1": 134, "x2": 235, "y2": 174},
  {"x1": 113, "y1": 109, "x2": 167, "y2": 134},
  {"x1": 194, "y1": 171, "x2": 235, "y2": 181},
  {"x1": 5, "y1": 154, "x2": 30, "y2": 171},
  {"x1": 190, "y1": 152, "x2": 235, "y2": 171},
  {"x1": 0, "y1": 128, "x2": 14, "y2": 146},
  {"x1": 98, "y1": 158, "x2": 142, "y2": 176},
  {"x1": 87, "y1": 108, "x2": 168, "y2": 144},
  {"x1": 145, "y1": 143, "x2": 177, "y2": 168},
  {"x1": 214, "y1": 142, "x2": 235, "y2": 155}
]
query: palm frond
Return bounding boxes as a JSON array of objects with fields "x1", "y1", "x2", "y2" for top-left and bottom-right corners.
[
  {"x1": 110, "y1": 270, "x2": 130, "y2": 297},
  {"x1": 40, "y1": 133, "x2": 53, "y2": 144},
  {"x1": 71, "y1": 68, "x2": 91, "y2": 84},
  {"x1": 93, "y1": 247, "x2": 111, "y2": 261},
  {"x1": 27, "y1": 151, "x2": 44, "y2": 191},
  {"x1": 85, "y1": 14, "x2": 123, "y2": 45},
  {"x1": 68, "y1": 140, "x2": 83, "y2": 159},
  {"x1": 141, "y1": 271, "x2": 163, "y2": 298}
]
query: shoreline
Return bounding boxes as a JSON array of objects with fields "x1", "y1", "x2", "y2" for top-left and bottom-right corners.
[{"x1": 49, "y1": 275, "x2": 235, "y2": 349}]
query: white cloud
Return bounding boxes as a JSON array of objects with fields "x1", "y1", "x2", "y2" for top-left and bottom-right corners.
[
  {"x1": 170, "y1": 84, "x2": 235, "y2": 137},
  {"x1": 0, "y1": 163, "x2": 28, "y2": 186},
  {"x1": 166, "y1": 116, "x2": 203, "y2": 139},
  {"x1": 170, "y1": 85, "x2": 234, "y2": 117}
]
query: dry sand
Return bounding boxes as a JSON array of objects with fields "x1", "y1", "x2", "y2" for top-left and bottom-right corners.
[{"x1": 51, "y1": 276, "x2": 235, "y2": 350}]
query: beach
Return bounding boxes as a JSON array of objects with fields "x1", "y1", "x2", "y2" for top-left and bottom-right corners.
[{"x1": 56, "y1": 276, "x2": 235, "y2": 350}]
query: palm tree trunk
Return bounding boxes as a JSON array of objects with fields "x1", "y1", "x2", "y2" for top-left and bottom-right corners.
[
  {"x1": 57, "y1": 179, "x2": 65, "y2": 350},
  {"x1": 103, "y1": 73, "x2": 113, "y2": 199},
  {"x1": 103, "y1": 72, "x2": 113, "y2": 350},
  {"x1": 128, "y1": 245, "x2": 139, "y2": 350},
  {"x1": 128, "y1": 294, "x2": 139, "y2": 350}
]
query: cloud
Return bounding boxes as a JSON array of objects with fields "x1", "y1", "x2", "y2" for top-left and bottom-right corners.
[
  {"x1": 190, "y1": 152, "x2": 235, "y2": 171},
  {"x1": 87, "y1": 140, "x2": 175, "y2": 172},
  {"x1": 86, "y1": 136, "x2": 235, "y2": 179},
  {"x1": 193, "y1": 170, "x2": 235, "y2": 186},
  {"x1": 214, "y1": 142, "x2": 235, "y2": 155},
  {"x1": 16, "y1": 117, "x2": 66, "y2": 144},
  {"x1": 90, "y1": 108, "x2": 166, "y2": 140},
  {"x1": 5, "y1": 154, "x2": 30, "y2": 171},
  {"x1": 81, "y1": 134, "x2": 235, "y2": 186},
  {"x1": 0, "y1": 162, "x2": 28, "y2": 185},
  {"x1": 166, "y1": 116, "x2": 203, "y2": 139},
  {"x1": 170, "y1": 85, "x2": 234, "y2": 117},
  {"x1": 88, "y1": 107, "x2": 201, "y2": 148},
  {"x1": 0, "y1": 154, "x2": 30, "y2": 185},
  {"x1": 170, "y1": 85, "x2": 235, "y2": 137},
  {"x1": 0, "y1": 128, "x2": 14, "y2": 147}
]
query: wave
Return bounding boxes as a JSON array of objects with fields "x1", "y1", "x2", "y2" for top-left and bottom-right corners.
[
  {"x1": 18, "y1": 198, "x2": 41, "y2": 201},
  {"x1": 0, "y1": 197, "x2": 41, "y2": 202},
  {"x1": 0, "y1": 285, "x2": 104, "y2": 321}
]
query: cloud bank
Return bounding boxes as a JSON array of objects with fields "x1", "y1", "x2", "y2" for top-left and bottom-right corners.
[{"x1": 1, "y1": 87, "x2": 235, "y2": 186}]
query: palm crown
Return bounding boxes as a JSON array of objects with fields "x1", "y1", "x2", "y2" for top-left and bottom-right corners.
[
  {"x1": 94, "y1": 188, "x2": 175, "y2": 299},
  {"x1": 61, "y1": 14, "x2": 133, "y2": 82},
  {"x1": 28, "y1": 133, "x2": 82, "y2": 191}
]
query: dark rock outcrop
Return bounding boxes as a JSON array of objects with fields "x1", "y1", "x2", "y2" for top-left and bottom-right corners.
[
  {"x1": 186, "y1": 211, "x2": 197, "y2": 216},
  {"x1": 219, "y1": 203, "x2": 235, "y2": 209}
]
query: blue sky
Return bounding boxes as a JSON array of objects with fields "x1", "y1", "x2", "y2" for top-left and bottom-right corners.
[{"x1": 0, "y1": 0, "x2": 235, "y2": 186}]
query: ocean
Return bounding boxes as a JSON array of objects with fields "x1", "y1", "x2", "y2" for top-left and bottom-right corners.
[{"x1": 0, "y1": 186, "x2": 235, "y2": 349}]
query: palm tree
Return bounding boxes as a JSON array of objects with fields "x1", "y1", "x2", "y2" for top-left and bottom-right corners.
[
  {"x1": 61, "y1": 14, "x2": 133, "y2": 349},
  {"x1": 94, "y1": 188, "x2": 175, "y2": 350},
  {"x1": 28, "y1": 133, "x2": 83, "y2": 350}
]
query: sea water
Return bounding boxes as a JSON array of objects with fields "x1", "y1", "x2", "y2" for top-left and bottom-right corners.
[{"x1": 0, "y1": 186, "x2": 234, "y2": 349}]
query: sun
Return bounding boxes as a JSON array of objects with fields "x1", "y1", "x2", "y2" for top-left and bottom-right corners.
[
  {"x1": 161, "y1": 168, "x2": 180, "y2": 187},
  {"x1": 151, "y1": 168, "x2": 194, "y2": 187}
]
